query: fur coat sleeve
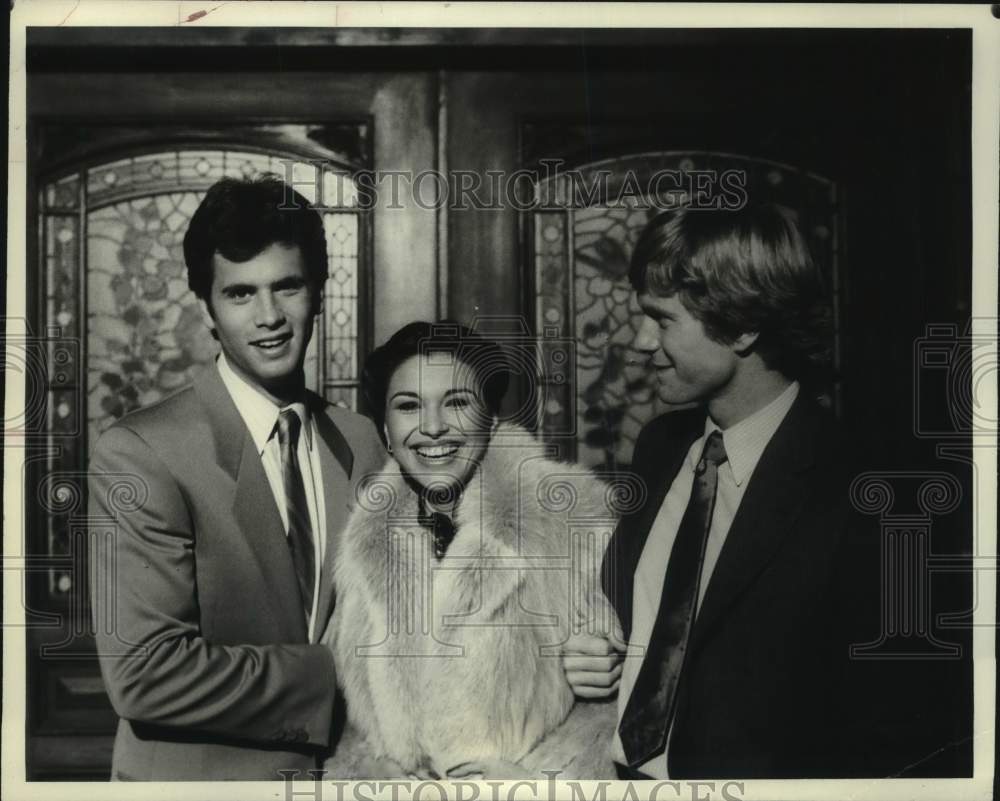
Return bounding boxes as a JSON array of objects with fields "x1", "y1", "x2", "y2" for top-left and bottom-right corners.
[{"x1": 323, "y1": 425, "x2": 619, "y2": 778}]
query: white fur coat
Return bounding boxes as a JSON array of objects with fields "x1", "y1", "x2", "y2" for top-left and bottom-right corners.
[{"x1": 323, "y1": 425, "x2": 619, "y2": 778}]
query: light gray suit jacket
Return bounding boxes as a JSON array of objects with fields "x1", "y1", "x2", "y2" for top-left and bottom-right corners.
[{"x1": 88, "y1": 364, "x2": 385, "y2": 780}]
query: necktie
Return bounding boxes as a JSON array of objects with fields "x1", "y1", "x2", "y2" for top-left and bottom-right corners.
[
  {"x1": 618, "y1": 429, "x2": 729, "y2": 768},
  {"x1": 276, "y1": 408, "x2": 315, "y2": 620},
  {"x1": 425, "y1": 512, "x2": 457, "y2": 559},
  {"x1": 417, "y1": 496, "x2": 458, "y2": 559}
]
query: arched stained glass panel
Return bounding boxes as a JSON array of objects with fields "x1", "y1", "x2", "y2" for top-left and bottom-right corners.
[
  {"x1": 532, "y1": 151, "x2": 840, "y2": 470},
  {"x1": 40, "y1": 147, "x2": 366, "y2": 599}
]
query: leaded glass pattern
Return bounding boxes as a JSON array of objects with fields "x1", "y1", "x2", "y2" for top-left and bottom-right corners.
[
  {"x1": 40, "y1": 146, "x2": 366, "y2": 599},
  {"x1": 80, "y1": 153, "x2": 363, "y2": 442},
  {"x1": 533, "y1": 152, "x2": 840, "y2": 470},
  {"x1": 83, "y1": 150, "x2": 360, "y2": 210},
  {"x1": 42, "y1": 197, "x2": 84, "y2": 599},
  {"x1": 534, "y1": 212, "x2": 575, "y2": 458},
  {"x1": 86, "y1": 192, "x2": 215, "y2": 447},
  {"x1": 45, "y1": 215, "x2": 81, "y2": 380},
  {"x1": 44, "y1": 173, "x2": 80, "y2": 211},
  {"x1": 573, "y1": 205, "x2": 667, "y2": 468},
  {"x1": 322, "y1": 212, "x2": 359, "y2": 407}
]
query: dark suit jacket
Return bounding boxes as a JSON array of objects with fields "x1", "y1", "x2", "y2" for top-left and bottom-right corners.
[
  {"x1": 88, "y1": 365, "x2": 385, "y2": 780},
  {"x1": 603, "y1": 394, "x2": 966, "y2": 778}
]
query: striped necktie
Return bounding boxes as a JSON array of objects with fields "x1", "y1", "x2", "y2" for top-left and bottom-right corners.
[{"x1": 276, "y1": 408, "x2": 315, "y2": 620}]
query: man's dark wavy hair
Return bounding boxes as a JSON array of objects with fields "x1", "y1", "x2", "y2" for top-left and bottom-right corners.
[
  {"x1": 629, "y1": 203, "x2": 832, "y2": 379},
  {"x1": 183, "y1": 174, "x2": 328, "y2": 314},
  {"x1": 362, "y1": 321, "x2": 511, "y2": 444}
]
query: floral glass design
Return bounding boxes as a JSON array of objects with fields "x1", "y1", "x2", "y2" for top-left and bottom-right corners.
[
  {"x1": 321, "y1": 211, "x2": 359, "y2": 411},
  {"x1": 533, "y1": 152, "x2": 840, "y2": 470},
  {"x1": 86, "y1": 192, "x2": 211, "y2": 447},
  {"x1": 40, "y1": 148, "x2": 364, "y2": 598}
]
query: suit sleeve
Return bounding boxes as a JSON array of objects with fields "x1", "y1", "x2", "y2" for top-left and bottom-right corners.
[{"x1": 89, "y1": 424, "x2": 337, "y2": 748}]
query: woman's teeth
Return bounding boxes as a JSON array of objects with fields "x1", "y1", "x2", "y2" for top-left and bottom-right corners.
[{"x1": 415, "y1": 444, "x2": 459, "y2": 459}]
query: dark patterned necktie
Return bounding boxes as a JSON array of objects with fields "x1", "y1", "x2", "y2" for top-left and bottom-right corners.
[
  {"x1": 418, "y1": 496, "x2": 457, "y2": 559},
  {"x1": 618, "y1": 429, "x2": 729, "y2": 767},
  {"x1": 276, "y1": 408, "x2": 315, "y2": 619}
]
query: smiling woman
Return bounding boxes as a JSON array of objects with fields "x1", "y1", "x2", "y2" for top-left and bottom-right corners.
[
  {"x1": 379, "y1": 326, "x2": 503, "y2": 498},
  {"x1": 323, "y1": 321, "x2": 621, "y2": 779}
]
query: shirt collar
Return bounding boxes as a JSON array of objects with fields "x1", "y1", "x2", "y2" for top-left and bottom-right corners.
[
  {"x1": 692, "y1": 381, "x2": 800, "y2": 487},
  {"x1": 216, "y1": 353, "x2": 312, "y2": 454}
]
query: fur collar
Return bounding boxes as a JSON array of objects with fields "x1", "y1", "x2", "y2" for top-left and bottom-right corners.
[
  {"x1": 342, "y1": 423, "x2": 614, "y2": 620},
  {"x1": 331, "y1": 424, "x2": 618, "y2": 771}
]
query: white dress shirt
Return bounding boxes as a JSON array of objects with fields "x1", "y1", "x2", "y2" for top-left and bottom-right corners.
[
  {"x1": 217, "y1": 354, "x2": 327, "y2": 642},
  {"x1": 613, "y1": 381, "x2": 800, "y2": 776}
]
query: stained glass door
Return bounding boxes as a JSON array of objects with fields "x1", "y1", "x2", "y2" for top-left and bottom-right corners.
[
  {"x1": 39, "y1": 147, "x2": 365, "y2": 602},
  {"x1": 29, "y1": 136, "x2": 370, "y2": 762}
]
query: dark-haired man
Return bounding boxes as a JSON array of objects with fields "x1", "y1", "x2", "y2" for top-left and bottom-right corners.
[
  {"x1": 89, "y1": 176, "x2": 385, "y2": 780},
  {"x1": 604, "y1": 204, "x2": 939, "y2": 778}
]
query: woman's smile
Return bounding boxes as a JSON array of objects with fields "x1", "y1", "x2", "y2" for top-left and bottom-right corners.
[
  {"x1": 410, "y1": 440, "x2": 463, "y2": 463},
  {"x1": 384, "y1": 354, "x2": 495, "y2": 492}
]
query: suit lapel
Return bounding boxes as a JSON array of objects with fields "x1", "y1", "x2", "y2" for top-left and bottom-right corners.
[
  {"x1": 690, "y1": 395, "x2": 819, "y2": 653},
  {"x1": 193, "y1": 365, "x2": 308, "y2": 642},
  {"x1": 232, "y1": 438, "x2": 309, "y2": 642},
  {"x1": 311, "y1": 401, "x2": 356, "y2": 640}
]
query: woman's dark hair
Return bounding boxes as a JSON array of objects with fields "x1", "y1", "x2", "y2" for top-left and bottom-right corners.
[
  {"x1": 183, "y1": 174, "x2": 328, "y2": 314},
  {"x1": 363, "y1": 321, "x2": 511, "y2": 443},
  {"x1": 629, "y1": 202, "x2": 832, "y2": 379}
]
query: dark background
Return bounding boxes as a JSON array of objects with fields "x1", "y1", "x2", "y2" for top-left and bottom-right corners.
[{"x1": 24, "y1": 27, "x2": 976, "y2": 779}]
